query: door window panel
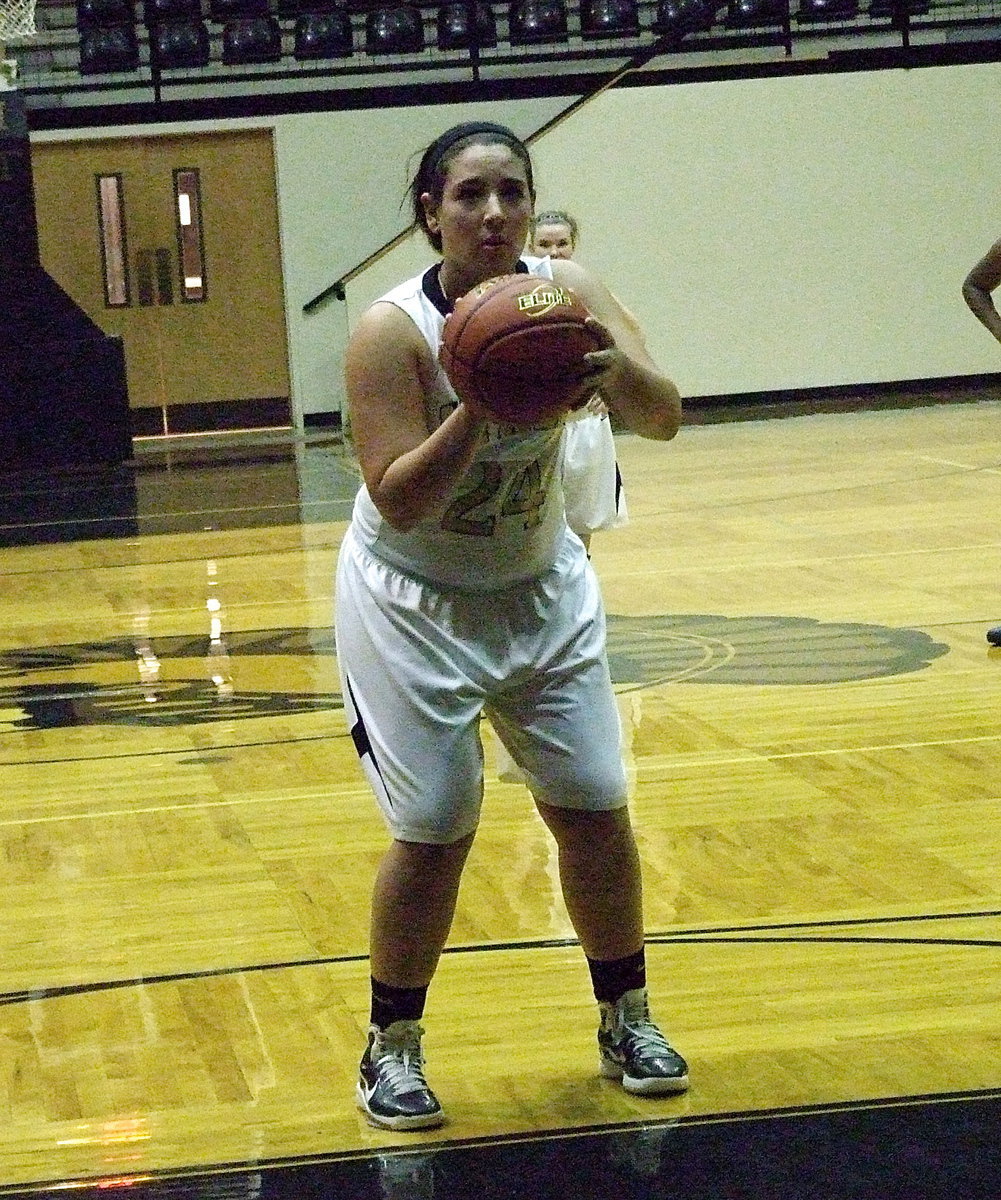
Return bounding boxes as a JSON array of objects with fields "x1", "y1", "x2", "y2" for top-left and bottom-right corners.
[
  {"x1": 173, "y1": 168, "x2": 206, "y2": 302},
  {"x1": 96, "y1": 173, "x2": 130, "y2": 307}
]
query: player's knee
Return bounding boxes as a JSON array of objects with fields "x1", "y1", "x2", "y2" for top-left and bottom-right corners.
[
  {"x1": 535, "y1": 792, "x2": 630, "y2": 842},
  {"x1": 536, "y1": 759, "x2": 628, "y2": 813},
  {"x1": 389, "y1": 804, "x2": 480, "y2": 846}
]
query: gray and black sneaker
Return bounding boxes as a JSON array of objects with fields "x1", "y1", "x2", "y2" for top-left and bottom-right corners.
[
  {"x1": 357, "y1": 1020, "x2": 445, "y2": 1130},
  {"x1": 598, "y1": 987, "x2": 690, "y2": 1095}
]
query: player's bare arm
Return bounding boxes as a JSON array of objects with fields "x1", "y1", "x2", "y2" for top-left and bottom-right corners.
[
  {"x1": 962, "y1": 237, "x2": 1001, "y2": 346},
  {"x1": 346, "y1": 302, "x2": 488, "y2": 531},
  {"x1": 552, "y1": 259, "x2": 682, "y2": 442}
]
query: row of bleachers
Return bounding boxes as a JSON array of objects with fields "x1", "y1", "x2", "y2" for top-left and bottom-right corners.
[
  {"x1": 73, "y1": 0, "x2": 933, "y2": 74},
  {"x1": 14, "y1": 0, "x2": 1001, "y2": 107}
]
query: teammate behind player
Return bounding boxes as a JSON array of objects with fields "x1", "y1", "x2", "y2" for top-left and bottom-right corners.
[{"x1": 529, "y1": 209, "x2": 628, "y2": 554}]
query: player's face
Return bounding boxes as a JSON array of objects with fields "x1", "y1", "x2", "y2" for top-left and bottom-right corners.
[
  {"x1": 532, "y1": 222, "x2": 575, "y2": 260},
  {"x1": 424, "y1": 143, "x2": 534, "y2": 287}
]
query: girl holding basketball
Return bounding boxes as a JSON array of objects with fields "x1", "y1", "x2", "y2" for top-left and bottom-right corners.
[{"x1": 336, "y1": 120, "x2": 684, "y2": 1131}]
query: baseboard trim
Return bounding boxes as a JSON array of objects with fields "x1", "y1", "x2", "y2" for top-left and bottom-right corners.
[
  {"x1": 682, "y1": 373, "x2": 1001, "y2": 424},
  {"x1": 130, "y1": 398, "x2": 292, "y2": 438}
]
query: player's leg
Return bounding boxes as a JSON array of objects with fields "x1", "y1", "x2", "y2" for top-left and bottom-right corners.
[
  {"x1": 357, "y1": 833, "x2": 474, "y2": 1130},
  {"x1": 533, "y1": 801, "x2": 642, "y2": 961},
  {"x1": 488, "y1": 545, "x2": 688, "y2": 1096},
  {"x1": 534, "y1": 787, "x2": 689, "y2": 1098},
  {"x1": 369, "y1": 835, "x2": 474, "y2": 988},
  {"x1": 335, "y1": 531, "x2": 486, "y2": 1129}
]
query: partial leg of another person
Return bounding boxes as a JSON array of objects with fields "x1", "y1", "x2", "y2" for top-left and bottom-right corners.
[{"x1": 562, "y1": 410, "x2": 628, "y2": 557}]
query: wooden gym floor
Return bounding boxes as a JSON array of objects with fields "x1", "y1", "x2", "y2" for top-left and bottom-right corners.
[{"x1": 0, "y1": 391, "x2": 999, "y2": 1198}]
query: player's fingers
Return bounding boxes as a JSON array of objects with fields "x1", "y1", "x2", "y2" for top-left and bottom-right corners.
[
  {"x1": 581, "y1": 347, "x2": 619, "y2": 376},
  {"x1": 566, "y1": 380, "x2": 596, "y2": 411},
  {"x1": 583, "y1": 315, "x2": 615, "y2": 349}
]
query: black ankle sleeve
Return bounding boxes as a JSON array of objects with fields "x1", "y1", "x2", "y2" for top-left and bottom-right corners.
[
  {"x1": 370, "y1": 977, "x2": 429, "y2": 1028},
  {"x1": 586, "y1": 948, "x2": 646, "y2": 1004}
]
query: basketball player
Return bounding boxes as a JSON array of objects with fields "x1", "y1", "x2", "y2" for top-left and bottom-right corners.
[
  {"x1": 529, "y1": 209, "x2": 628, "y2": 554},
  {"x1": 335, "y1": 121, "x2": 686, "y2": 1131},
  {"x1": 530, "y1": 208, "x2": 579, "y2": 261},
  {"x1": 962, "y1": 236, "x2": 1001, "y2": 646}
]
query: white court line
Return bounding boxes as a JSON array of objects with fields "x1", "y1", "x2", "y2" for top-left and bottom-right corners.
[
  {"x1": 2, "y1": 734, "x2": 1000, "y2": 828},
  {"x1": 608, "y1": 541, "x2": 1001, "y2": 578},
  {"x1": 643, "y1": 732, "x2": 1001, "y2": 774},
  {"x1": 918, "y1": 455, "x2": 1001, "y2": 474},
  {"x1": 0, "y1": 786, "x2": 372, "y2": 829}
]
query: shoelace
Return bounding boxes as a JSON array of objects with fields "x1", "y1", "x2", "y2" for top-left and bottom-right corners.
[
  {"x1": 621, "y1": 1017, "x2": 676, "y2": 1059},
  {"x1": 374, "y1": 1030, "x2": 430, "y2": 1097}
]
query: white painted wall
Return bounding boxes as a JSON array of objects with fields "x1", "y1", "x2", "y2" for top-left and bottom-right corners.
[{"x1": 524, "y1": 63, "x2": 1001, "y2": 399}]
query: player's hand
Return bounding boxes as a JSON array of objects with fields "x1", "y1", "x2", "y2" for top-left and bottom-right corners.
[
  {"x1": 455, "y1": 394, "x2": 496, "y2": 433},
  {"x1": 444, "y1": 370, "x2": 494, "y2": 426},
  {"x1": 567, "y1": 317, "x2": 627, "y2": 408}
]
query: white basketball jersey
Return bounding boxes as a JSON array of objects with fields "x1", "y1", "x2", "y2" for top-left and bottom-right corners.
[{"x1": 349, "y1": 257, "x2": 570, "y2": 590}]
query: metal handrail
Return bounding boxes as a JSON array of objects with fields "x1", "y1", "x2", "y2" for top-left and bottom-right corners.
[{"x1": 302, "y1": 34, "x2": 674, "y2": 315}]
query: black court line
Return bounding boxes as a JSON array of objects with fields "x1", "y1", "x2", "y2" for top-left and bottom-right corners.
[
  {"x1": 654, "y1": 908, "x2": 1001, "y2": 933},
  {"x1": 2, "y1": 908, "x2": 998, "y2": 1007},
  {"x1": 0, "y1": 731, "x2": 348, "y2": 765},
  {"x1": 0, "y1": 507, "x2": 348, "y2": 538},
  {"x1": 0, "y1": 539, "x2": 344, "y2": 577}
]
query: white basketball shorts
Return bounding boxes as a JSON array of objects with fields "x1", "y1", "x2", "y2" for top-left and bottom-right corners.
[{"x1": 334, "y1": 525, "x2": 628, "y2": 844}]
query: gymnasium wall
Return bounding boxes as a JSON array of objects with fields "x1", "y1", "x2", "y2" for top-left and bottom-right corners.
[
  {"x1": 30, "y1": 61, "x2": 1001, "y2": 426},
  {"x1": 340, "y1": 62, "x2": 1001, "y2": 417},
  {"x1": 526, "y1": 64, "x2": 1001, "y2": 401}
]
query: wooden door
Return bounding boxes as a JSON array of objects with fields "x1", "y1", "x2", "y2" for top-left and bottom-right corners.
[{"x1": 31, "y1": 129, "x2": 291, "y2": 435}]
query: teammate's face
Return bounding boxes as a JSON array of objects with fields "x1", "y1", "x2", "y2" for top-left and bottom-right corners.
[
  {"x1": 423, "y1": 143, "x2": 534, "y2": 287},
  {"x1": 532, "y1": 221, "x2": 575, "y2": 260}
]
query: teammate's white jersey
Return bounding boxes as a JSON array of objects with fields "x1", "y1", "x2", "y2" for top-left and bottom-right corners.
[{"x1": 563, "y1": 410, "x2": 628, "y2": 539}]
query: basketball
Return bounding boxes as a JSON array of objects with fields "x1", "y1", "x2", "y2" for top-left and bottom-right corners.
[{"x1": 440, "y1": 274, "x2": 603, "y2": 426}]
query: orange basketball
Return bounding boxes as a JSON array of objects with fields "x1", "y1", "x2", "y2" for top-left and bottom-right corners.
[{"x1": 440, "y1": 274, "x2": 602, "y2": 426}]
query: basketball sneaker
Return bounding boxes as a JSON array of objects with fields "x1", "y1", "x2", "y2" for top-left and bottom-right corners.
[
  {"x1": 598, "y1": 988, "x2": 690, "y2": 1095},
  {"x1": 357, "y1": 1020, "x2": 445, "y2": 1131}
]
